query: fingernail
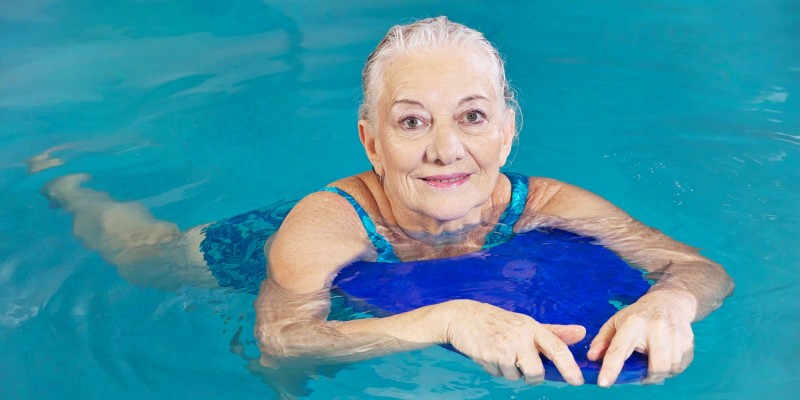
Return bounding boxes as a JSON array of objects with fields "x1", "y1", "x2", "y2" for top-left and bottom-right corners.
[{"x1": 599, "y1": 378, "x2": 609, "y2": 387}]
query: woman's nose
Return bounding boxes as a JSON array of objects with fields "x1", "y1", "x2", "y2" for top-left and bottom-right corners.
[{"x1": 425, "y1": 122, "x2": 465, "y2": 165}]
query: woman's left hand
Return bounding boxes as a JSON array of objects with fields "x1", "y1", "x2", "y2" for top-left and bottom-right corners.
[{"x1": 586, "y1": 289, "x2": 697, "y2": 387}]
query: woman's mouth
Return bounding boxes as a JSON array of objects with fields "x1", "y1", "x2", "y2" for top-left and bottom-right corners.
[{"x1": 420, "y1": 173, "x2": 471, "y2": 188}]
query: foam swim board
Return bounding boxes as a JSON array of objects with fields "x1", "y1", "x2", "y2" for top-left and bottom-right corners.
[{"x1": 332, "y1": 228, "x2": 652, "y2": 384}]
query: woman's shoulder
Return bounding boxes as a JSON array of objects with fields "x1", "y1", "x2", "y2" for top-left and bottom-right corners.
[
  {"x1": 292, "y1": 172, "x2": 375, "y2": 216},
  {"x1": 322, "y1": 171, "x2": 385, "y2": 215},
  {"x1": 268, "y1": 174, "x2": 376, "y2": 290},
  {"x1": 519, "y1": 176, "x2": 567, "y2": 213},
  {"x1": 521, "y1": 176, "x2": 627, "y2": 222},
  {"x1": 282, "y1": 171, "x2": 385, "y2": 234},
  {"x1": 525, "y1": 175, "x2": 566, "y2": 187},
  {"x1": 504, "y1": 173, "x2": 567, "y2": 190},
  {"x1": 326, "y1": 172, "x2": 378, "y2": 198}
]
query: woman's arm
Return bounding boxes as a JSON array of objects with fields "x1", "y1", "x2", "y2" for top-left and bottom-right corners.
[
  {"x1": 254, "y1": 191, "x2": 587, "y2": 385},
  {"x1": 517, "y1": 178, "x2": 734, "y2": 386}
]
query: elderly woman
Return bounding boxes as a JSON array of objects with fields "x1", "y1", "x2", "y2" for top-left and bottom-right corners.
[
  {"x1": 253, "y1": 17, "x2": 732, "y2": 387},
  {"x1": 42, "y1": 17, "x2": 732, "y2": 387}
]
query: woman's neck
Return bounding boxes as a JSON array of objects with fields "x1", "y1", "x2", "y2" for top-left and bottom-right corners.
[
  {"x1": 367, "y1": 171, "x2": 509, "y2": 249},
  {"x1": 397, "y1": 212, "x2": 486, "y2": 245}
]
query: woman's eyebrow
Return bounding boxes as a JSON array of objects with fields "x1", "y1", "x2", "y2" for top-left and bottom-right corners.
[
  {"x1": 393, "y1": 99, "x2": 424, "y2": 107},
  {"x1": 459, "y1": 95, "x2": 489, "y2": 105},
  {"x1": 392, "y1": 96, "x2": 488, "y2": 108}
]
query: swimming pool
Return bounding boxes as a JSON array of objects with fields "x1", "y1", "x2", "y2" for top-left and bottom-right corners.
[{"x1": 1, "y1": 0, "x2": 798, "y2": 398}]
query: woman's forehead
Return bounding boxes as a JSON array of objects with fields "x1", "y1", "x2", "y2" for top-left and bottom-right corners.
[{"x1": 379, "y1": 47, "x2": 501, "y2": 106}]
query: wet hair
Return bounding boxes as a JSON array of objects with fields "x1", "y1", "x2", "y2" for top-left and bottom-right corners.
[{"x1": 359, "y1": 16, "x2": 520, "y2": 136}]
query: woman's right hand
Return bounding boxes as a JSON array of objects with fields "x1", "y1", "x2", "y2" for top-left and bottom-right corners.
[{"x1": 440, "y1": 299, "x2": 586, "y2": 385}]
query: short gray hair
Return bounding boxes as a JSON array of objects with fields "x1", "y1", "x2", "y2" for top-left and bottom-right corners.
[{"x1": 359, "y1": 16, "x2": 520, "y2": 135}]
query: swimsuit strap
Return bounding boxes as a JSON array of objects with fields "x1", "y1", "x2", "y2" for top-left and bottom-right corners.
[
  {"x1": 483, "y1": 172, "x2": 529, "y2": 249},
  {"x1": 321, "y1": 172, "x2": 528, "y2": 261},
  {"x1": 320, "y1": 187, "x2": 401, "y2": 263}
]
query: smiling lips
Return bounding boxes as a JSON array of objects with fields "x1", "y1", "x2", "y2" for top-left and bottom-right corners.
[{"x1": 420, "y1": 173, "x2": 471, "y2": 188}]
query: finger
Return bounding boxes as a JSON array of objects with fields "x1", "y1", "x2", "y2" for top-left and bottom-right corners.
[
  {"x1": 672, "y1": 346, "x2": 694, "y2": 375},
  {"x1": 587, "y1": 321, "x2": 616, "y2": 361},
  {"x1": 498, "y1": 359, "x2": 522, "y2": 381},
  {"x1": 671, "y1": 328, "x2": 694, "y2": 375},
  {"x1": 478, "y1": 360, "x2": 502, "y2": 377},
  {"x1": 642, "y1": 322, "x2": 671, "y2": 385},
  {"x1": 535, "y1": 329, "x2": 583, "y2": 385},
  {"x1": 597, "y1": 325, "x2": 640, "y2": 387},
  {"x1": 515, "y1": 351, "x2": 546, "y2": 386},
  {"x1": 541, "y1": 324, "x2": 586, "y2": 345}
]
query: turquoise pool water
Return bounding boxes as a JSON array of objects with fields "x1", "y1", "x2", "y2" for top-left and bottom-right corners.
[{"x1": 1, "y1": 0, "x2": 798, "y2": 399}]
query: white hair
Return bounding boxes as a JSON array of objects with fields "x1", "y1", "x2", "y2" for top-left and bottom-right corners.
[{"x1": 359, "y1": 16, "x2": 521, "y2": 136}]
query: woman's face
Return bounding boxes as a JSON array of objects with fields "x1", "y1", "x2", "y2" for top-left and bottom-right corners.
[{"x1": 359, "y1": 46, "x2": 515, "y2": 229}]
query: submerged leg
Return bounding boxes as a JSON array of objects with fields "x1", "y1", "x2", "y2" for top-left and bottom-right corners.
[
  {"x1": 26, "y1": 144, "x2": 73, "y2": 173},
  {"x1": 44, "y1": 173, "x2": 217, "y2": 290}
]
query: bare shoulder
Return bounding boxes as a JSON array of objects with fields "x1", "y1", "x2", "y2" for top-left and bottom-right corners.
[
  {"x1": 525, "y1": 177, "x2": 628, "y2": 221},
  {"x1": 327, "y1": 172, "x2": 383, "y2": 215},
  {"x1": 268, "y1": 183, "x2": 373, "y2": 293}
]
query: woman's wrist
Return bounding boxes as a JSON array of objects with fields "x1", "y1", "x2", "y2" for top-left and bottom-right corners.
[
  {"x1": 644, "y1": 287, "x2": 698, "y2": 321},
  {"x1": 430, "y1": 299, "x2": 476, "y2": 345}
]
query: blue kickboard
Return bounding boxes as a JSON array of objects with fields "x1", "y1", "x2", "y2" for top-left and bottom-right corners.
[{"x1": 332, "y1": 228, "x2": 652, "y2": 384}]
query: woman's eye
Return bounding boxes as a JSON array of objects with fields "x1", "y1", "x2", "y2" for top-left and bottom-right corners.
[
  {"x1": 464, "y1": 110, "x2": 485, "y2": 124},
  {"x1": 401, "y1": 117, "x2": 422, "y2": 129}
]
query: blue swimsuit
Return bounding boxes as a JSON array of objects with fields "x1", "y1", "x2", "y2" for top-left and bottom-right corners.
[{"x1": 199, "y1": 172, "x2": 529, "y2": 292}]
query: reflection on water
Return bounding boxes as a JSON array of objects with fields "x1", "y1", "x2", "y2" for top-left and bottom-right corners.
[{"x1": 0, "y1": 31, "x2": 293, "y2": 108}]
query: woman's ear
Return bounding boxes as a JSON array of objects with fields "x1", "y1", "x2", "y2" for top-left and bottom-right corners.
[
  {"x1": 358, "y1": 120, "x2": 384, "y2": 175},
  {"x1": 499, "y1": 108, "x2": 516, "y2": 166}
]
